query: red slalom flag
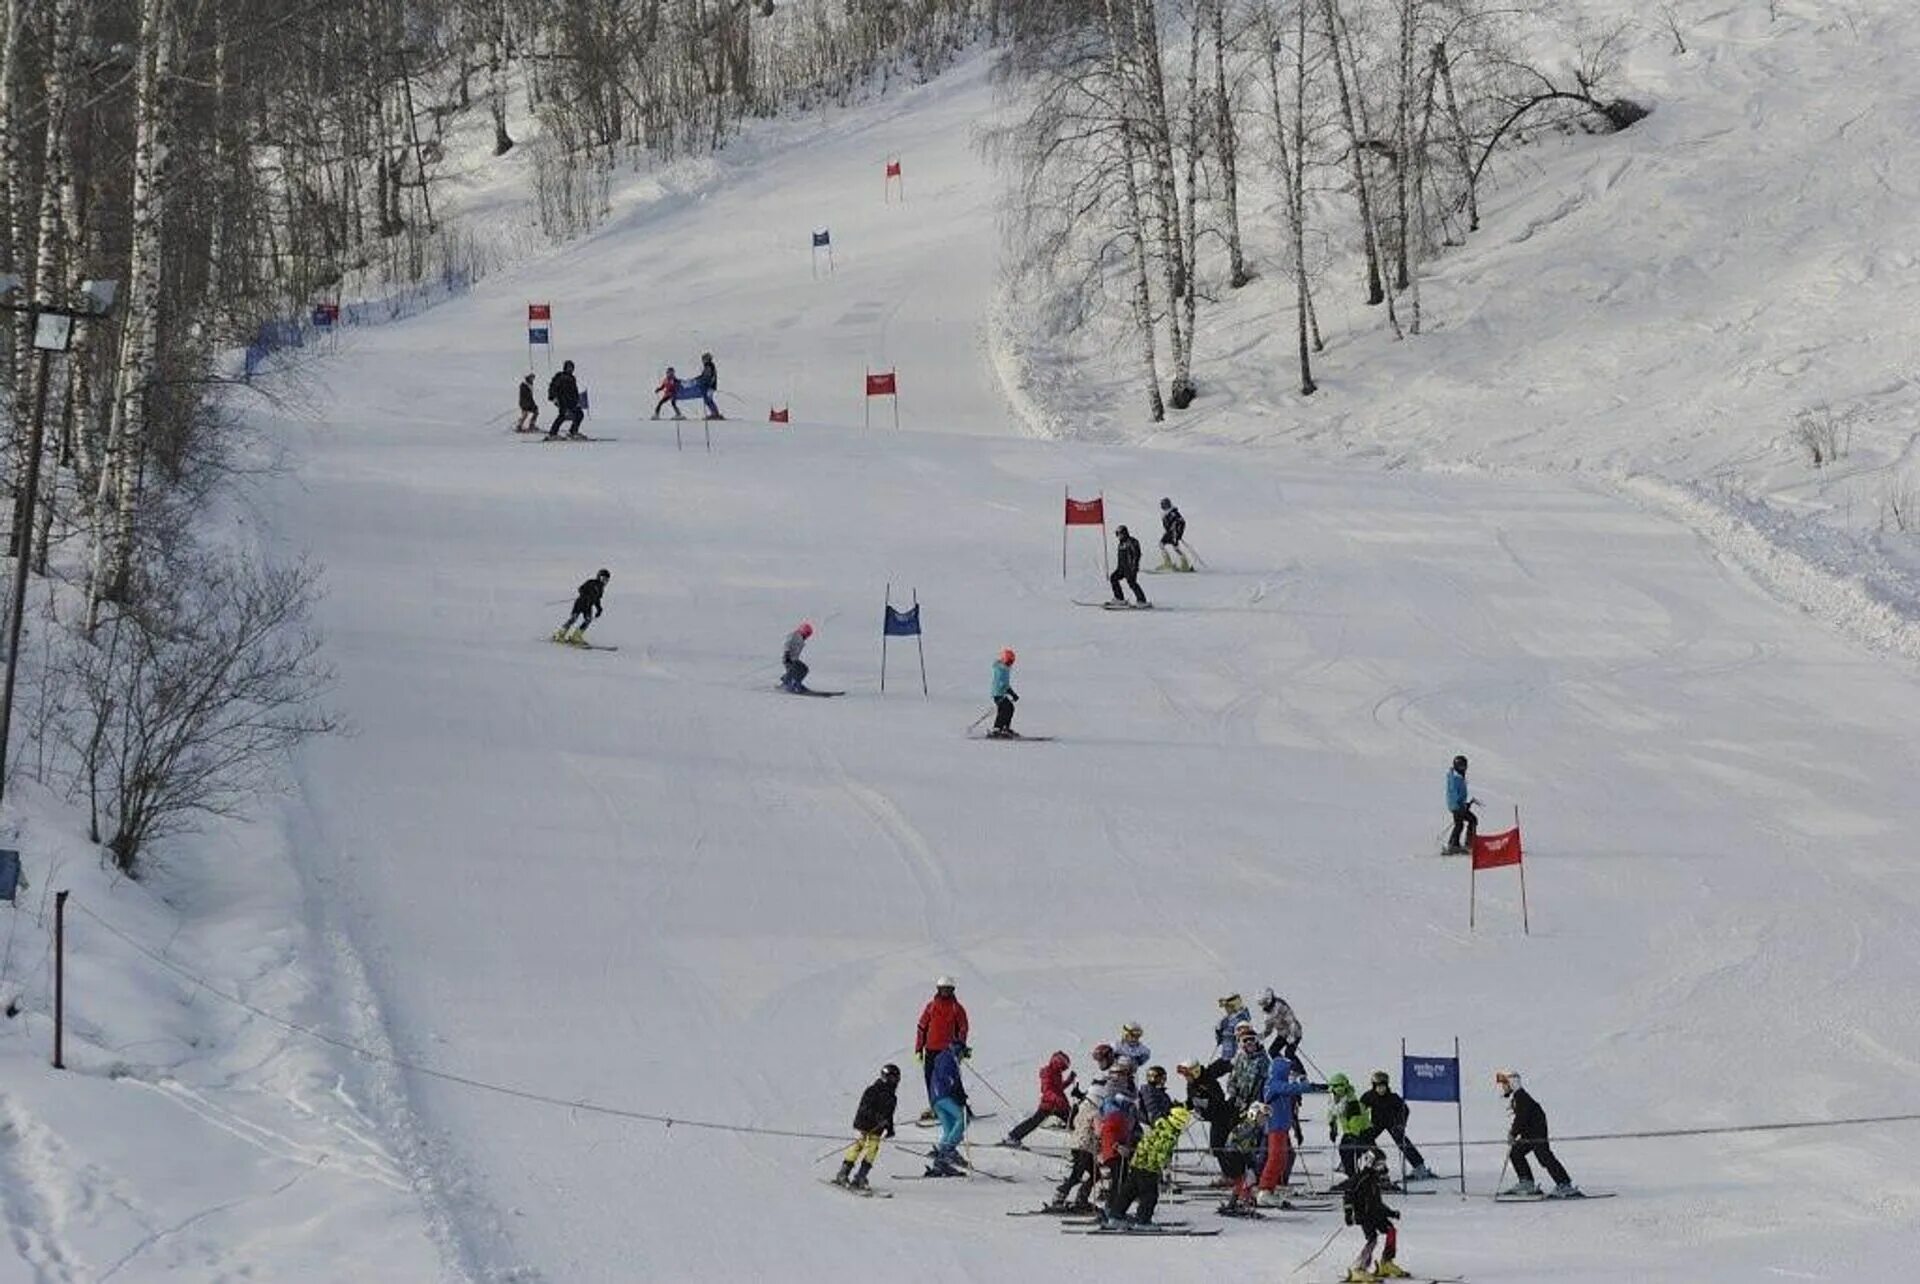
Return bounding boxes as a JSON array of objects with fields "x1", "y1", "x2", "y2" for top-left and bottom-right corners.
[
  {"x1": 527, "y1": 303, "x2": 551, "y2": 322},
  {"x1": 1064, "y1": 495, "x2": 1105, "y2": 525},
  {"x1": 886, "y1": 160, "x2": 903, "y2": 178},
  {"x1": 866, "y1": 371, "x2": 898, "y2": 396},
  {"x1": 1470, "y1": 827, "x2": 1523, "y2": 871},
  {"x1": 769, "y1": 406, "x2": 790, "y2": 424}
]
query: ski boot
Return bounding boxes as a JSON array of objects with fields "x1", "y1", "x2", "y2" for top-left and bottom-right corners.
[
  {"x1": 1407, "y1": 1163, "x2": 1437, "y2": 1181},
  {"x1": 1157, "y1": 552, "x2": 1175, "y2": 571},
  {"x1": 1000, "y1": 1134, "x2": 1025, "y2": 1149},
  {"x1": 1502, "y1": 1177, "x2": 1540, "y2": 1197},
  {"x1": 1374, "y1": 1262, "x2": 1411, "y2": 1279},
  {"x1": 1176, "y1": 551, "x2": 1192, "y2": 572},
  {"x1": 1067, "y1": 1198, "x2": 1098, "y2": 1214},
  {"x1": 1549, "y1": 1181, "x2": 1583, "y2": 1198},
  {"x1": 849, "y1": 1160, "x2": 873, "y2": 1190},
  {"x1": 565, "y1": 628, "x2": 588, "y2": 646},
  {"x1": 831, "y1": 1160, "x2": 853, "y2": 1187},
  {"x1": 1443, "y1": 842, "x2": 1468, "y2": 856},
  {"x1": 1344, "y1": 1267, "x2": 1379, "y2": 1283},
  {"x1": 550, "y1": 628, "x2": 569, "y2": 642}
]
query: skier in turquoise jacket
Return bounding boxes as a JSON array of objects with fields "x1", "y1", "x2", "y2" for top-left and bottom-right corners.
[{"x1": 989, "y1": 648, "x2": 1019, "y2": 738}]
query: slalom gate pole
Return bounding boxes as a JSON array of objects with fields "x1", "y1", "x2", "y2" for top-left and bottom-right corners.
[
  {"x1": 881, "y1": 585, "x2": 891, "y2": 694},
  {"x1": 914, "y1": 589, "x2": 928, "y2": 697},
  {"x1": 1454, "y1": 1035, "x2": 1468, "y2": 1196},
  {"x1": 704, "y1": 419, "x2": 712, "y2": 454},
  {"x1": 674, "y1": 420, "x2": 683, "y2": 452},
  {"x1": 1516, "y1": 804, "x2": 1530, "y2": 935}
]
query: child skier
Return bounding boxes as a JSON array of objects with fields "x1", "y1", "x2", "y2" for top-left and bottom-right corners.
[
  {"x1": 653, "y1": 368, "x2": 682, "y2": 420},
  {"x1": 1327, "y1": 1073, "x2": 1375, "y2": 1179},
  {"x1": 988, "y1": 648, "x2": 1019, "y2": 738},
  {"x1": 1115, "y1": 1021, "x2": 1151, "y2": 1067},
  {"x1": 1257, "y1": 1060, "x2": 1328, "y2": 1202},
  {"x1": 1227, "y1": 1023, "x2": 1271, "y2": 1113},
  {"x1": 1139, "y1": 1065, "x2": 1174, "y2": 1123},
  {"x1": 1103, "y1": 1106, "x2": 1192, "y2": 1228},
  {"x1": 1256, "y1": 987, "x2": 1305, "y2": 1067},
  {"x1": 832, "y1": 1063, "x2": 900, "y2": 1191},
  {"x1": 1158, "y1": 498, "x2": 1191, "y2": 571},
  {"x1": 1217, "y1": 1102, "x2": 1269, "y2": 1213},
  {"x1": 926, "y1": 1042, "x2": 970, "y2": 1176},
  {"x1": 1497, "y1": 1070, "x2": 1579, "y2": 1197},
  {"x1": 1177, "y1": 1059, "x2": 1235, "y2": 1178},
  {"x1": 1445, "y1": 754, "x2": 1479, "y2": 854},
  {"x1": 515, "y1": 373, "x2": 538, "y2": 432},
  {"x1": 1004, "y1": 1050, "x2": 1076, "y2": 1147},
  {"x1": 1110, "y1": 526, "x2": 1149, "y2": 605},
  {"x1": 1096, "y1": 1057, "x2": 1141, "y2": 1204},
  {"x1": 552, "y1": 569, "x2": 610, "y2": 644},
  {"x1": 781, "y1": 621, "x2": 815, "y2": 692},
  {"x1": 1362, "y1": 1070, "x2": 1435, "y2": 1180},
  {"x1": 1052, "y1": 1085, "x2": 1103, "y2": 1211},
  {"x1": 1343, "y1": 1149, "x2": 1409, "y2": 1280},
  {"x1": 1210, "y1": 993, "x2": 1252, "y2": 1074}
]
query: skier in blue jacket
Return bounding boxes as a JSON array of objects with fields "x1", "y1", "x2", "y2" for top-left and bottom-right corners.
[
  {"x1": 1258, "y1": 1058, "x2": 1329, "y2": 1200},
  {"x1": 989, "y1": 648, "x2": 1019, "y2": 738},
  {"x1": 927, "y1": 1043, "x2": 970, "y2": 1176},
  {"x1": 1445, "y1": 755, "x2": 1479, "y2": 854}
]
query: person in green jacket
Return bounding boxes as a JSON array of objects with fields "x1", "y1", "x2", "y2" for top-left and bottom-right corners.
[
  {"x1": 1328, "y1": 1073, "x2": 1375, "y2": 1180},
  {"x1": 1103, "y1": 1106, "x2": 1192, "y2": 1227}
]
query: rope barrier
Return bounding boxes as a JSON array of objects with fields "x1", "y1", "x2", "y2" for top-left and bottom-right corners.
[{"x1": 59, "y1": 901, "x2": 1920, "y2": 1161}]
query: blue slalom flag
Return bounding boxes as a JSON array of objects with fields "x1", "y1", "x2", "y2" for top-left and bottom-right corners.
[
  {"x1": 812, "y1": 229, "x2": 831, "y2": 248},
  {"x1": 528, "y1": 326, "x2": 550, "y2": 345},
  {"x1": 884, "y1": 604, "x2": 921, "y2": 637},
  {"x1": 1401, "y1": 1054, "x2": 1460, "y2": 1104},
  {"x1": 0, "y1": 850, "x2": 17, "y2": 903}
]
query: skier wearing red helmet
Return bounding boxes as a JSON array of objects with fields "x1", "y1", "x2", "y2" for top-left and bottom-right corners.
[{"x1": 989, "y1": 648, "x2": 1019, "y2": 738}]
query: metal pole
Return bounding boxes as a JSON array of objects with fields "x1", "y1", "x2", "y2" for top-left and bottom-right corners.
[
  {"x1": 1454, "y1": 1036, "x2": 1466, "y2": 1196},
  {"x1": 914, "y1": 589, "x2": 927, "y2": 697},
  {"x1": 0, "y1": 346, "x2": 55, "y2": 807},
  {"x1": 53, "y1": 889, "x2": 68, "y2": 1069},
  {"x1": 1516, "y1": 804, "x2": 1530, "y2": 935},
  {"x1": 880, "y1": 584, "x2": 890, "y2": 693}
]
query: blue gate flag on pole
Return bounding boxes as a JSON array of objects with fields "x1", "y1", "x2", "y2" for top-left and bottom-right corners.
[
  {"x1": 812, "y1": 229, "x2": 831, "y2": 247},
  {"x1": 528, "y1": 326, "x2": 550, "y2": 345},
  {"x1": 884, "y1": 604, "x2": 921, "y2": 637},
  {"x1": 0, "y1": 850, "x2": 19, "y2": 903},
  {"x1": 1402, "y1": 1053, "x2": 1460, "y2": 1103}
]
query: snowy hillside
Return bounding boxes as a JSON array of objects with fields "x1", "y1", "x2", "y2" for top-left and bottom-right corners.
[
  {"x1": 9, "y1": 5, "x2": 1920, "y2": 1280},
  {"x1": 999, "y1": 0, "x2": 1920, "y2": 658}
]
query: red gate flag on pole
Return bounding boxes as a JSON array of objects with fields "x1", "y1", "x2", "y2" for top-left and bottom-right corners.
[
  {"x1": 527, "y1": 303, "x2": 551, "y2": 322},
  {"x1": 884, "y1": 157, "x2": 904, "y2": 202},
  {"x1": 1468, "y1": 806, "x2": 1530, "y2": 934},
  {"x1": 769, "y1": 406, "x2": 790, "y2": 424},
  {"x1": 1063, "y1": 490, "x2": 1109, "y2": 579},
  {"x1": 886, "y1": 160, "x2": 902, "y2": 178},
  {"x1": 865, "y1": 369, "x2": 899, "y2": 429}
]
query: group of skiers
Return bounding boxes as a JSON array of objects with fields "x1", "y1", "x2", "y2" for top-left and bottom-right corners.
[
  {"x1": 835, "y1": 977, "x2": 1581, "y2": 1280},
  {"x1": 513, "y1": 352, "x2": 721, "y2": 438},
  {"x1": 1107, "y1": 497, "x2": 1192, "y2": 608},
  {"x1": 517, "y1": 361, "x2": 589, "y2": 438},
  {"x1": 652, "y1": 353, "x2": 722, "y2": 420}
]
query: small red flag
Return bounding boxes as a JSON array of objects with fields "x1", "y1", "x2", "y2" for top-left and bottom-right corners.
[
  {"x1": 528, "y1": 303, "x2": 551, "y2": 322},
  {"x1": 1064, "y1": 495, "x2": 1106, "y2": 526},
  {"x1": 769, "y1": 407, "x2": 790, "y2": 424},
  {"x1": 1471, "y1": 828, "x2": 1523, "y2": 871},
  {"x1": 866, "y1": 371, "x2": 897, "y2": 396},
  {"x1": 886, "y1": 160, "x2": 902, "y2": 178}
]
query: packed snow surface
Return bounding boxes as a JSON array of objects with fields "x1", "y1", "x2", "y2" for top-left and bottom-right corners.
[{"x1": 9, "y1": 6, "x2": 1920, "y2": 1280}]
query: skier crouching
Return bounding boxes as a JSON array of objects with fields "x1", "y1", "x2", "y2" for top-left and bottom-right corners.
[
  {"x1": 1004, "y1": 1050, "x2": 1076, "y2": 1148},
  {"x1": 553, "y1": 569, "x2": 609, "y2": 644},
  {"x1": 833, "y1": 1063, "x2": 900, "y2": 1191},
  {"x1": 1051, "y1": 1086, "x2": 1102, "y2": 1212},
  {"x1": 989, "y1": 648, "x2": 1018, "y2": 737},
  {"x1": 1343, "y1": 1149, "x2": 1410, "y2": 1280},
  {"x1": 781, "y1": 621, "x2": 814, "y2": 692},
  {"x1": 1110, "y1": 526, "x2": 1149, "y2": 605}
]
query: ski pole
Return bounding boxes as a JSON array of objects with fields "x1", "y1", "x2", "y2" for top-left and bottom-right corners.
[
  {"x1": 1181, "y1": 539, "x2": 1208, "y2": 569},
  {"x1": 965, "y1": 1062, "x2": 1016, "y2": 1110},
  {"x1": 1291, "y1": 1222, "x2": 1346, "y2": 1274},
  {"x1": 966, "y1": 708, "x2": 994, "y2": 734}
]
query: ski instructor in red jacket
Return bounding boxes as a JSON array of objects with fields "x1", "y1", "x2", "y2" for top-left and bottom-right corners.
[{"x1": 915, "y1": 977, "x2": 970, "y2": 1114}]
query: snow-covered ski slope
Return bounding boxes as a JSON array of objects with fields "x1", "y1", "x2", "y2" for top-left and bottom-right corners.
[{"x1": 247, "y1": 42, "x2": 1920, "y2": 1284}]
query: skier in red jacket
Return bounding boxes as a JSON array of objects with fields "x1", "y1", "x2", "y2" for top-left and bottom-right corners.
[
  {"x1": 1003, "y1": 1050, "x2": 1076, "y2": 1148},
  {"x1": 914, "y1": 976, "x2": 970, "y2": 1119}
]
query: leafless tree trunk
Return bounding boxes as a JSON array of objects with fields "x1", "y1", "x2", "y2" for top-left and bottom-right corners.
[
  {"x1": 1319, "y1": 0, "x2": 1384, "y2": 306},
  {"x1": 1262, "y1": 0, "x2": 1319, "y2": 394},
  {"x1": 1210, "y1": 0, "x2": 1249, "y2": 288},
  {"x1": 1105, "y1": 0, "x2": 1168, "y2": 422}
]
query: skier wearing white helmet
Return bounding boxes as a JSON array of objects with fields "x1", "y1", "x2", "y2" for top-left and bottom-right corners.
[
  {"x1": 1497, "y1": 1070, "x2": 1579, "y2": 1198},
  {"x1": 913, "y1": 977, "x2": 968, "y2": 1118}
]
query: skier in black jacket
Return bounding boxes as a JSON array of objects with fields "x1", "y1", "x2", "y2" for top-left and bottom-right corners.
[
  {"x1": 1110, "y1": 526, "x2": 1149, "y2": 606},
  {"x1": 1362, "y1": 1071, "x2": 1435, "y2": 1180},
  {"x1": 833, "y1": 1064, "x2": 900, "y2": 1191},
  {"x1": 1158, "y1": 498, "x2": 1191, "y2": 571},
  {"x1": 515, "y1": 373, "x2": 538, "y2": 432},
  {"x1": 553, "y1": 569, "x2": 609, "y2": 644},
  {"x1": 1342, "y1": 1149, "x2": 1409, "y2": 1280},
  {"x1": 1497, "y1": 1070, "x2": 1578, "y2": 1197},
  {"x1": 1178, "y1": 1059, "x2": 1236, "y2": 1177},
  {"x1": 546, "y1": 360, "x2": 584, "y2": 438}
]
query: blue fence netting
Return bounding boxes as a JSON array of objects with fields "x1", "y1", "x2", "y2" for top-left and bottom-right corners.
[{"x1": 241, "y1": 264, "x2": 475, "y2": 381}]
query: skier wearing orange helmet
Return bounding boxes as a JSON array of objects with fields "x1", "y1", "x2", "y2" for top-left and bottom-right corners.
[{"x1": 989, "y1": 648, "x2": 1019, "y2": 738}]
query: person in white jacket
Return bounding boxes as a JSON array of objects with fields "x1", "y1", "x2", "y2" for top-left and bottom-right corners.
[{"x1": 781, "y1": 621, "x2": 814, "y2": 692}]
